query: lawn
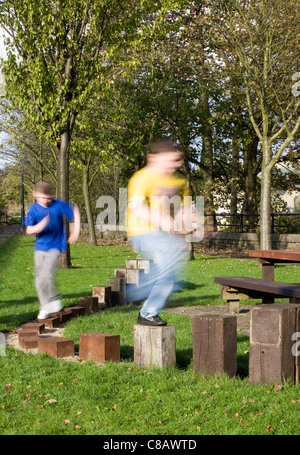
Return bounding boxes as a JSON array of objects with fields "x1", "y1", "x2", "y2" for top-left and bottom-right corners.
[{"x1": 0, "y1": 235, "x2": 299, "y2": 436}]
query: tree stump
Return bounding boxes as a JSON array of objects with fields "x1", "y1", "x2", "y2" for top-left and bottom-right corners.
[{"x1": 134, "y1": 325, "x2": 176, "y2": 368}]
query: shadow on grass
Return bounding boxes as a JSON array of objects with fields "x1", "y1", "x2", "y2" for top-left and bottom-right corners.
[{"x1": 167, "y1": 294, "x2": 221, "y2": 308}]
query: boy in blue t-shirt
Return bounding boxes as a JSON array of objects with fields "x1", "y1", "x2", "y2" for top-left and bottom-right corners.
[{"x1": 23, "y1": 181, "x2": 80, "y2": 320}]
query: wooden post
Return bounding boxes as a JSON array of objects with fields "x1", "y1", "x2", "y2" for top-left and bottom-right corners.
[
  {"x1": 79, "y1": 333, "x2": 120, "y2": 364},
  {"x1": 92, "y1": 286, "x2": 111, "y2": 308},
  {"x1": 295, "y1": 306, "x2": 300, "y2": 384},
  {"x1": 192, "y1": 314, "x2": 237, "y2": 377},
  {"x1": 249, "y1": 303, "x2": 300, "y2": 384},
  {"x1": 107, "y1": 278, "x2": 126, "y2": 305},
  {"x1": 134, "y1": 325, "x2": 176, "y2": 368}
]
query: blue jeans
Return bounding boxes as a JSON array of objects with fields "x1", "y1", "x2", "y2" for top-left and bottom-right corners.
[{"x1": 127, "y1": 231, "x2": 187, "y2": 317}]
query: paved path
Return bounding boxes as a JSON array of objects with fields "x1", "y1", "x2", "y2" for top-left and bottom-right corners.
[{"x1": 166, "y1": 304, "x2": 251, "y2": 336}]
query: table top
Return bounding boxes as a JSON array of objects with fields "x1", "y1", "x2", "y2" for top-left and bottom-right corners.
[{"x1": 249, "y1": 250, "x2": 300, "y2": 261}]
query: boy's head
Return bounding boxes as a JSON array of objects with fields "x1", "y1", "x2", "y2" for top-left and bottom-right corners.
[
  {"x1": 147, "y1": 138, "x2": 183, "y2": 174},
  {"x1": 33, "y1": 181, "x2": 54, "y2": 207}
]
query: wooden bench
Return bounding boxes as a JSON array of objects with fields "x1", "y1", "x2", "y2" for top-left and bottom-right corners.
[{"x1": 214, "y1": 276, "x2": 300, "y2": 313}]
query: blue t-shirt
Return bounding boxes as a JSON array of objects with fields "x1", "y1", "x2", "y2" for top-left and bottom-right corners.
[{"x1": 23, "y1": 199, "x2": 75, "y2": 252}]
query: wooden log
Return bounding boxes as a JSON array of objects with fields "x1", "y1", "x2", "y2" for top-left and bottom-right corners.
[{"x1": 134, "y1": 325, "x2": 176, "y2": 368}]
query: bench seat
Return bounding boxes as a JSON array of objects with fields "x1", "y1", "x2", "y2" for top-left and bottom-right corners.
[{"x1": 214, "y1": 276, "x2": 300, "y2": 313}]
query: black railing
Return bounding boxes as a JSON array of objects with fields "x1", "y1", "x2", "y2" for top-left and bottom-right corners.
[
  {"x1": 204, "y1": 213, "x2": 300, "y2": 234},
  {"x1": 2, "y1": 210, "x2": 300, "y2": 234}
]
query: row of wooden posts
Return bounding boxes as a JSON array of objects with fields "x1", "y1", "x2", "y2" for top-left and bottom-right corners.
[{"x1": 17, "y1": 258, "x2": 300, "y2": 385}]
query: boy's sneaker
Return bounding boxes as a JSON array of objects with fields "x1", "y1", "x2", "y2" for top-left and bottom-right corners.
[
  {"x1": 37, "y1": 310, "x2": 50, "y2": 320},
  {"x1": 137, "y1": 313, "x2": 167, "y2": 326},
  {"x1": 37, "y1": 300, "x2": 63, "y2": 320},
  {"x1": 46, "y1": 299, "x2": 63, "y2": 314}
]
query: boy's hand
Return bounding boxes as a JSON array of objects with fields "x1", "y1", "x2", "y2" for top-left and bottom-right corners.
[
  {"x1": 67, "y1": 204, "x2": 80, "y2": 244},
  {"x1": 38, "y1": 215, "x2": 50, "y2": 231},
  {"x1": 68, "y1": 231, "x2": 79, "y2": 244},
  {"x1": 26, "y1": 215, "x2": 49, "y2": 235}
]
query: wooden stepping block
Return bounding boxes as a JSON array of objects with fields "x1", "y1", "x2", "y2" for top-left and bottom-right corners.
[
  {"x1": 107, "y1": 278, "x2": 126, "y2": 306},
  {"x1": 92, "y1": 286, "x2": 111, "y2": 308},
  {"x1": 137, "y1": 258, "x2": 152, "y2": 273},
  {"x1": 134, "y1": 325, "x2": 176, "y2": 368},
  {"x1": 192, "y1": 314, "x2": 237, "y2": 378},
  {"x1": 36, "y1": 316, "x2": 60, "y2": 328},
  {"x1": 126, "y1": 269, "x2": 145, "y2": 286},
  {"x1": 126, "y1": 258, "x2": 152, "y2": 273},
  {"x1": 66, "y1": 306, "x2": 86, "y2": 318},
  {"x1": 51, "y1": 309, "x2": 73, "y2": 323},
  {"x1": 18, "y1": 329, "x2": 38, "y2": 341},
  {"x1": 19, "y1": 335, "x2": 39, "y2": 349},
  {"x1": 249, "y1": 303, "x2": 300, "y2": 385},
  {"x1": 21, "y1": 322, "x2": 45, "y2": 334},
  {"x1": 114, "y1": 268, "x2": 127, "y2": 279},
  {"x1": 78, "y1": 297, "x2": 99, "y2": 314},
  {"x1": 79, "y1": 332, "x2": 120, "y2": 364},
  {"x1": 38, "y1": 336, "x2": 74, "y2": 358},
  {"x1": 126, "y1": 259, "x2": 138, "y2": 270}
]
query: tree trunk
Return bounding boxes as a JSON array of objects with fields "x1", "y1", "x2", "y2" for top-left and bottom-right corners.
[
  {"x1": 243, "y1": 136, "x2": 259, "y2": 215},
  {"x1": 260, "y1": 140, "x2": 272, "y2": 250},
  {"x1": 201, "y1": 97, "x2": 216, "y2": 231},
  {"x1": 83, "y1": 166, "x2": 97, "y2": 246},
  {"x1": 230, "y1": 132, "x2": 239, "y2": 231},
  {"x1": 57, "y1": 127, "x2": 71, "y2": 268}
]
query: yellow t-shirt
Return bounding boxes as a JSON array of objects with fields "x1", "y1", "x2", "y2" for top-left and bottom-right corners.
[{"x1": 126, "y1": 167, "x2": 190, "y2": 237}]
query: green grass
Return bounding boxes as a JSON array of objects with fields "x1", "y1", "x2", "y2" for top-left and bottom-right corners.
[{"x1": 0, "y1": 235, "x2": 299, "y2": 435}]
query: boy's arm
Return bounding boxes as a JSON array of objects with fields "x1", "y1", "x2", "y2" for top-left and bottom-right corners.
[
  {"x1": 68, "y1": 204, "x2": 80, "y2": 244},
  {"x1": 130, "y1": 196, "x2": 175, "y2": 233},
  {"x1": 25, "y1": 216, "x2": 49, "y2": 235}
]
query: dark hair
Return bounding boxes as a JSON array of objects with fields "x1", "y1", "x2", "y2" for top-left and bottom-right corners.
[
  {"x1": 34, "y1": 181, "x2": 54, "y2": 196},
  {"x1": 148, "y1": 138, "x2": 179, "y2": 154}
]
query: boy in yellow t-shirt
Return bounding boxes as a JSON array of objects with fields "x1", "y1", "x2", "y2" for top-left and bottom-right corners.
[{"x1": 126, "y1": 138, "x2": 193, "y2": 326}]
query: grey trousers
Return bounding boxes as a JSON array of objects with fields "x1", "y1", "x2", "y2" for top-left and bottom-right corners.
[{"x1": 34, "y1": 249, "x2": 62, "y2": 311}]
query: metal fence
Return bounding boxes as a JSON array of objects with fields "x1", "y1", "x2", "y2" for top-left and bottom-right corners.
[
  {"x1": 203, "y1": 213, "x2": 300, "y2": 234},
  {"x1": 2, "y1": 210, "x2": 300, "y2": 234}
]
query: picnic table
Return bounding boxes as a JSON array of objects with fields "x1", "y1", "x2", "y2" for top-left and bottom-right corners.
[
  {"x1": 214, "y1": 249, "x2": 300, "y2": 313},
  {"x1": 249, "y1": 250, "x2": 300, "y2": 280}
]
